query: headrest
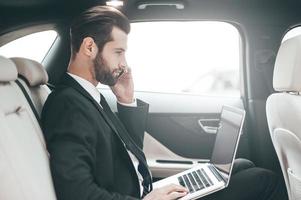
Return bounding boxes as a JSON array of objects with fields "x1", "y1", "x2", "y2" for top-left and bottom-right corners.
[
  {"x1": 11, "y1": 57, "x2": 48, "y2": 86},
  {"x1": 0, "y1": 55, "x2": 18, "y2": 82},
  {"x1": 273, "y1": 35, "x2": 301, "y2": 92}
]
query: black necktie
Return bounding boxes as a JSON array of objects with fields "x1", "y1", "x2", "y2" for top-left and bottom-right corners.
[{"x1": 99, "y1": 94, "x2": 152, "y2": 196}]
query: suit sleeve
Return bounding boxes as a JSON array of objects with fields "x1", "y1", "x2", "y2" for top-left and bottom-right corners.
[
  {"x1": 117, "y1": 99, "x2": 149, "y2": 149},
  {"x1": 42, "y1": 93, "x2": 140, "y2": 200}
]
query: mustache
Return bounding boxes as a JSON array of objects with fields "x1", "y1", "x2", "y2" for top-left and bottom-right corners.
[{"x1": 114, "y1": 66, "x2": 128, "y2": 78}]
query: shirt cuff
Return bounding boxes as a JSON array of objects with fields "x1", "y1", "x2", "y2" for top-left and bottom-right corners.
[{"x1": 117, "y1": 98, "x2": 137, "y2": 107}]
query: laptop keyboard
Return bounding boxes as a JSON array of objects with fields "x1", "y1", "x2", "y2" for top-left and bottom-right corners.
[
  {"x1": 177, "y1": 169, "x2": 213, "y2": 193},
  {"x1": 208, "y1": 165, "x2": 223, "y2": 182}
]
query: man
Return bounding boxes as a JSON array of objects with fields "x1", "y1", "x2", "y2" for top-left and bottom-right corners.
[{"x1": 41, "y1": 5, "x2": 288, "y2": 200}]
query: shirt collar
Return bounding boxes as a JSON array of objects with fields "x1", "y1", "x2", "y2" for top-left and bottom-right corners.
[{"x1": 67, "y1": 72, "x2": 101, "y2": 104}]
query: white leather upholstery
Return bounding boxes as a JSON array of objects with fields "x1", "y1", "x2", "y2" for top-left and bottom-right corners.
[
  {"x1": 0, "y1": 56, "x2": 57, "y2": 200},
  {"x1": 273, "y1": 35, "x2": 301, "y2": 92},
  {"x1": 11, "y1": 57, "x2": 48, "y2": 86},
  {"x1": 0, "y1": 56, "x2": 18, "y2": 82},
  {"x1": 266, "y1": 35, "x2": 301, "y2": 200},
  {"x1": 11, "y1": 57, "x2": 51, "y2": 116}
]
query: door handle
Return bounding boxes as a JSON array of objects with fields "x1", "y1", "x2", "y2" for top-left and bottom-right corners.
[{"x1": 198, "y1": 118, "x2": 220, "y2": 134}]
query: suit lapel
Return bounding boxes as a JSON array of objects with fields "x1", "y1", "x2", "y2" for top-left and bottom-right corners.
[
  {"x1": 59, "y1": 73, "x2": 144, "y2": 193},
  {"x1": 60, "y1": 73, "x2": 120, "y2": 134},
  {"x1": 99, "y1": 95, "x2": 151, "y2": 183},
  {"x1": 100, "y1": 95, "x2": 147, "y2": 161},
  {"x1": 60, "y1": 73, "x2": 150, "y2": 176}
]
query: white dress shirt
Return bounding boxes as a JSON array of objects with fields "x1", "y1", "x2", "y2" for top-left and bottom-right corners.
[{"x1": 67, "y1": 72, "x2": 144, "y2": 197}]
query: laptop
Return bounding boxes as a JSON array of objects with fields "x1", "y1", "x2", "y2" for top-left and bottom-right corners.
[{"x1": 153, "y1": 105, "x2": 246, "y2": 200}]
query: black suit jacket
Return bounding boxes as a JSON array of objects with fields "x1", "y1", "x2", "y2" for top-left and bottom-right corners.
[{"x1": 41, "y1": 73, "x2": 149, "y2": 200}]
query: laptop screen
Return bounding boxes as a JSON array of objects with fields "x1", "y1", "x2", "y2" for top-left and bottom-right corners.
[{"x1": 210, "y1": 106, "x2": 245, "y2": 178}]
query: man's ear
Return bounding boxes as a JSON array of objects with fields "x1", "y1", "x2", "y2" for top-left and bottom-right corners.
[{"x1": 81, "y1": 37, "x2": 98, "y2": 58}]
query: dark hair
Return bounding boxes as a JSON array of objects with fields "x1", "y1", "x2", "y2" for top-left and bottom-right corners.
[{"x1": 70, "y1": 6, "x2": 130, "y2": 57}]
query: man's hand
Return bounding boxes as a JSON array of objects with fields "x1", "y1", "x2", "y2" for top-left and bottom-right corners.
[
  {"x1": 111, "y1": 67, "x2": 134, "y2": 104},
  {"x1": 143, "y1": 184, "x2": 189, "y2": 200}
]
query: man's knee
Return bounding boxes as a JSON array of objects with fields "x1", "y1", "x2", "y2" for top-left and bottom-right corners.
[
  {"x1": 232, "y1": 158, "x2": 255, "y2": 175},
  {"x1": 233, "y1": 166, "x2": 280, "y2": 190}
]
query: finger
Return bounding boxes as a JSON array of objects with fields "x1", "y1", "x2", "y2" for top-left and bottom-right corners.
[
  {"x1": 165, "y1": 184, "x2": 189, "y2": 193},
  {"x1": 167, "y1": 191, "x2": 188, "y2": 200},
  {"x1": 119, "y1": 68, "x2": 132, "y2": 79},
  {"x1": 125, "y1": 66, "x2": 131, "y2": 73},
  {"x1": 118, "y1": 65, "x2": 130, "y2": 74}
]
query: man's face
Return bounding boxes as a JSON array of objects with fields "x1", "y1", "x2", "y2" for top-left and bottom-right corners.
[{"x1": 93, "y1": 27, "x2": 128, "y2": 86}]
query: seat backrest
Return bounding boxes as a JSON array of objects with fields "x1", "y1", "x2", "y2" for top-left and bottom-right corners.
[
  {"x1": 11, "y1": 57, "x2": 51, "y2": 117},
  {"x1": 0, "y1": 55, "x2": 57, "y2": 200},
  {"x1": 266, "y1": 35, "x2": 301, "y2": 200}
]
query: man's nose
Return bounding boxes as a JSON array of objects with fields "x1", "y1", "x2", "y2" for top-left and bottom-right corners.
[{"x1": 120, "y1": 56, "x2": 128, "y2": 68}]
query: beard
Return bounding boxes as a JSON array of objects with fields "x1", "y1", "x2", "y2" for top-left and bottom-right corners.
[{"x1": 93, "y1": 52, "x2": 118, "y2": 86}]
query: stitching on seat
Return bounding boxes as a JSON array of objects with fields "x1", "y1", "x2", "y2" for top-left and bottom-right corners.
[{"x1": 4, "y1": 106, "x2": 24, "y2": 116}]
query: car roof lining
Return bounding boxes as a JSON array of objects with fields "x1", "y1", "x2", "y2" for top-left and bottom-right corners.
[{"x1": 0, "y1": 24, "x2": 57, "y2": 47}]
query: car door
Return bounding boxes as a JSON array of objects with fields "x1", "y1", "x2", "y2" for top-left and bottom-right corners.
[
  {"x1": 102, "y1": 20, "x2": 250, "y2": 180},
  {"x1": 103, "y1": 90, "x2": 247, "y2": 179}
]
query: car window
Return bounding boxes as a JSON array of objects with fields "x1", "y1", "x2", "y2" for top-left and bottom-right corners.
[
  {"x1": 282, "y1": 27, "x2": 301, "y2": 42},
  {"x1": 125, "y1": 21, "x2": 241, "y2": 97},
  {"x1": 0, "y1": 30, "x2": 57, "y2": 63}
]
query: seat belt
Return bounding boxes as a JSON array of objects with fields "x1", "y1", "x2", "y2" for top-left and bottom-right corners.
[{"x1": 15, "y1": 79, "x2": 42, "y2": 127}]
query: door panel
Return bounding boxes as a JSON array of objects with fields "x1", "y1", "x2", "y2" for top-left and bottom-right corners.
[
  {"x1": 143, "y1": 132, "x2": 203, "y2": 178},
  {"x1": 147, "y1": 113, "x2": 218, "y2": 158},
  {"x1": 102, "y1": 89, "x2": 249, "y2": 178}
]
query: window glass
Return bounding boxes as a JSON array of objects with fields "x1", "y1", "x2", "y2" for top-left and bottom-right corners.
[
  {"x1": 125, "y1": 21, "x2": 241, "y2": 96},
  {"x1": 0, "y1": 30, "x2": 57, "y2": 62},
  {"x1": 282, "y1": 27, "x2": 301, "y2": 43}
]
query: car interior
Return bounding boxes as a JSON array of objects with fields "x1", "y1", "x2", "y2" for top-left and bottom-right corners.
[{"x1": 0, "y1": 0, "x2": 301, "y2": 199}]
